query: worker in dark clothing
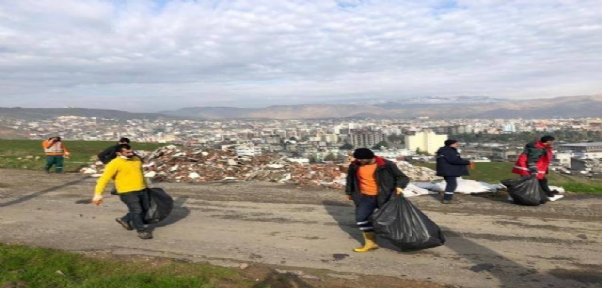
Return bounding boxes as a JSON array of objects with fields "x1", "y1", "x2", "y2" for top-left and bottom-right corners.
[
  {"x1": 345, "y1": 148, "x2": 410, "y2": 252},
  {"x1": 98, "y1": 137, "x2": 131, "y2": 165},
  {"x1": 436, "y1": 140, "x2": 474, "y2": 204}
]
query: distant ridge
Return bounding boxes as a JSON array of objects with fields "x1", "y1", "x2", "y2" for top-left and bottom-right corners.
[
  {"x1": 159, "y1": 94, "x2": 602, "y2": 119},
  {"x1": 1, "y1": 94, "x2": 601, "y2": 120},
  {"x1": 0, "y1": 107, "x2": 186, "y2": 121}
]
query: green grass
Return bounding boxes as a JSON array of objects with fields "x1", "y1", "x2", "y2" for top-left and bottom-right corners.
[
  {"x1": 0, "y1": 244, "x2": 254, "y2": 288},
  {"x1": 416, "y1": 162, "x2": 602, "y2": 194},
  {"x1": 0, "y1": 140, "x2": 165, "y2": 172}
]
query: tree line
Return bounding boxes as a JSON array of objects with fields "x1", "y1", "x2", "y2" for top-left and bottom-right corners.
[{"x1": 450, "y1": 130, "x2": 602, "y2": 144}]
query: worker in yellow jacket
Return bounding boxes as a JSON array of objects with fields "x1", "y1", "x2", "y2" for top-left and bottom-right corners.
[
  {"x1": 92, "y1": 144, "x2": 152, "y2": 240},
  {"x1": 42, "y1": 136, "x2": 70, "y2": 173}
]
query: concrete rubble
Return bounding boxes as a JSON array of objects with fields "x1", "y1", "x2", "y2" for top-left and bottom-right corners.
[{"x1": 79, "y1": 145, "x2": 442, "y2": 189}]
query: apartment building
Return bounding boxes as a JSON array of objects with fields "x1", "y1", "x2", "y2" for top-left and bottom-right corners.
[{"x1": 405, "y1": 130, "x2": 448, "y2": 155}]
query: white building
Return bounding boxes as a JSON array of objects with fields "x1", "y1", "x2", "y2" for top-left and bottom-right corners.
[
  {"x1": 405, "y1": 130, "x2": 448, "y2": 155},
  {"x1": 503, "y1": 123, "x2": 517, "y2": 133},
  {"x1": 235, "y1": 146, "x2": 263, "y2": 156},
  {"x1": 322, "y1": 134, "x2": 339, "y2": 143},
  {"x1": 554, "y1": 152, "x2": 572, "y2": 168},
  {"x1": 559, "y1": 142, "x2": 602, "y2": 159},
  {"x1": 376, "y1": 149, "x2": 414, "y2": 160}
]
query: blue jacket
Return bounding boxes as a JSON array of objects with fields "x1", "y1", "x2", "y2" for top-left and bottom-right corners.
[{"x1": 436, "y1": 146, "x2": 470, "y2": 177}]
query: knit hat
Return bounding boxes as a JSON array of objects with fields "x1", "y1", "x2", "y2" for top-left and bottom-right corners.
[
  {"x1": 540, "y1": 135, "x2": 555, "y2": 143},
  {"x1": 353, "y1": 148, "x2": 375, "y2": 159},
  {"x1": 444, "y1": 139, "x2": 458, "y2": 146}
]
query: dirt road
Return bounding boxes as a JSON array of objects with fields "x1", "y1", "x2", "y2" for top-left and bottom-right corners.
[{"x1": 0, "y1": 169, "x2": 601, "y2": 288}]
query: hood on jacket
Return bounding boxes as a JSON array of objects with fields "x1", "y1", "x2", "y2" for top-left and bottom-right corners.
[
  {"x1": 352, "y1": 156, "x2": 387, "y2": 166},
  {"x1": 436, "y1": 146, "x2": 457, "y2": 155},
  {"x1": 527, "y1": 141, "x2": 550, "y2": 150}
]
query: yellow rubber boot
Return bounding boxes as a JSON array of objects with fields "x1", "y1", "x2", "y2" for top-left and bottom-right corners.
[{"x1": 353, "y1": 232, "x2": 379, "y2": 252}]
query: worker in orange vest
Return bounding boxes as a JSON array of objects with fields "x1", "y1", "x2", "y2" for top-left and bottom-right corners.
[{"x1": 42, "y1": 136, "x2": 70, "y2": 173}]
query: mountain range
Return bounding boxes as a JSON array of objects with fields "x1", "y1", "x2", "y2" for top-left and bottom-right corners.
[
  {"x1": 0, "y1": 107, "x2": 175, "y2": 121},
  {"x1": 0, "y1": 95, "x2": 600, "y2": 120},
  {"x1": 158, "y1": 94, "x2": 602, "y2": 119}
]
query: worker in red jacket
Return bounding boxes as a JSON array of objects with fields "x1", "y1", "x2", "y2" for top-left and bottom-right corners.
[{"x1": 512, "y1": 135, "x2": 563, "y2": 201}]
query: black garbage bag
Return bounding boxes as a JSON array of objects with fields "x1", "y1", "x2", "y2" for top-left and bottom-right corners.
[
  {"x1": 143, "y1": 187, "x2": 174, "y2": 224},
  {"x1": 372, "y1": 196, "x2": 445, "y2": 252},
  {"x1": 501, "y1": 176, "x2": 548, "y2": 206}
]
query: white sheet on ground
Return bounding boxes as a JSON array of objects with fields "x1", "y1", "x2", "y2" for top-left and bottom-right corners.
[
  {"x1": 333, "y1": 180, "x2": 435, "y2": 197},
  {"x1": 336, "y1": 178, "x2": 506, "y2": 195},
  {"x1": 417, "y1": 178, "x2": 504, "y2": 194},
  {"x1": 414, "y1": 182, "x2": 439, "y2": 190},
  {"x1": 403, "y1": 184, "x2": 438, "y2": 197}
]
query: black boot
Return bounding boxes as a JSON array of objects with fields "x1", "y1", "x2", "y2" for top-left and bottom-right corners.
[{"x1": 137, "y1": 231, "x2": 153, "y2": 239}]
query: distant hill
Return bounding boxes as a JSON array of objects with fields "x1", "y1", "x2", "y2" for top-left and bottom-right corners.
[
  {"x1": 161, "y1": 104, "x2": 392, "y2": 120},
  {"x1": 2, "y1": 94, "x2": 601, "y2": 120},
  {"x1": 0, "y1": 107, "x2": 186, "y2": 121},
  {"x1": 161, "y1": 94, "x2": 602, "y2": 119},
  {"x1": 469, "y1": 95, "x2": 602, "y2": 118},
  {"x1": 158, "y1": 107, "x2": 260, "y2": 119},
  {"x1": 374, "y1": 96, "x2": 508, "y2": 107}
]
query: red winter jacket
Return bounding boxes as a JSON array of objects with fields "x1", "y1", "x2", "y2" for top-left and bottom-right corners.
[{"x1": 512, "y1": 141, "x2": 552, "y2": 180}]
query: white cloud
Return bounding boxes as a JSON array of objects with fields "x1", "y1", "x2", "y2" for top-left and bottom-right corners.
[{"x1": 0, "y1": 0, "x2": 601, "y2": 111}]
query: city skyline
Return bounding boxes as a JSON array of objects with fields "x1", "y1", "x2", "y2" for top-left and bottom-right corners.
[{"x1": 1, "y1": 0, "x2": 601, "y2": 111}]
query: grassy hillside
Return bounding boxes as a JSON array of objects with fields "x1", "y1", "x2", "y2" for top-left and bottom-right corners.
[
  {"x1": 416, "y1": 162, "x2": 602, "y2": 194},
  {"x1": 0, "y1": 140, "x2": 165, "y2": 172},
  {"x1": 0, "y1": 244, "x2": 257, "y2": 288}
]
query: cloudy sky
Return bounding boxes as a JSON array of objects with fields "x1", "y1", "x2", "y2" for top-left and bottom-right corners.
[{"x1": 0, "y1": 0, "x2": 601, "y2": 112}]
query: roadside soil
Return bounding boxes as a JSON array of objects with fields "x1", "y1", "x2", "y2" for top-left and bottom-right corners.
[{"x1": 0, "y1": 169, "x2": 601, "y2": 288}]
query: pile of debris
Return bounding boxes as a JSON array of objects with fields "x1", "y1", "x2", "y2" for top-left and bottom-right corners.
[
  {"x1": 80, "y1": 145, "x2": 441, "y2": 189},
  {"x1": 397, "y1": 161, "x2": 441, "y2": 182}
]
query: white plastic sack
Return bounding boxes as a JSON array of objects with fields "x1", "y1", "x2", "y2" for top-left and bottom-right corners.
[
  {"x1": 549, "y1": 186, "x2": 565, "y2": 193},
  {"x1": 81, "y1": 168, "x2": 97, "y2": 174},
  {"x1": 334, "y1": 178, "x2": 347, "y2": 186},
  {"x1": 403, "y1": 184, "x2": 438, "y2": 198},
  {"x1": 267, "y1": 164, "x2": 285, "y2": 169}
]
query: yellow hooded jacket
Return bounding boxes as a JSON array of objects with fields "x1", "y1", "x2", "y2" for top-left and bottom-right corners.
[{"x1": 94, "y1": 156, "x2": 146, "y2": 195}]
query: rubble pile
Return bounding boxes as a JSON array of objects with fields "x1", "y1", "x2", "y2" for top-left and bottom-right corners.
[
  {"x1": 80, "y1": 145, "x2": 441, "y2": 189},
  {"x1": 396, "y1": 161, "x2": 442, "y2": 182}
]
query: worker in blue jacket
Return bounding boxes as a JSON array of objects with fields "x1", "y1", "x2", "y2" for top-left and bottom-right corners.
[{"x1": 436, "y1": 140, "x2": 473, "y2": 204}]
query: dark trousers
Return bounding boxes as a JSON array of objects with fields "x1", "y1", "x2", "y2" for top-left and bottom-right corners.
[
  {"x1": 539, "y1": 177, "x2": 554, "y2": 197},
  {"x1": 45, "y1": 156, "x2": 64, "y2": 172},
  {"x1": 443, "y1": 176, "x2": 458, "y2": 200},
  {"x1": 355, "y1": 195, "x2": 378, "y2": 232},
  {"x1": 119, "y1": 190, "x2": 149, "y2": 232}
]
